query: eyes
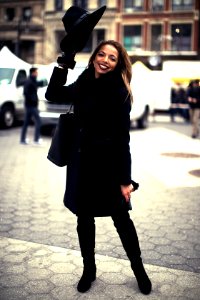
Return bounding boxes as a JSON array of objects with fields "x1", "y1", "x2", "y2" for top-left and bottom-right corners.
[{"x1": 97, "y1": 51, "x2": 118, "y2": 63}]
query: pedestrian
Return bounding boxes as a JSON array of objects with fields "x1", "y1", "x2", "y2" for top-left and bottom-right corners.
[
  {"x1": 186, "y1": 79, "x2": 200, "y2": 138},
  {"x1": 45, "y1": 40, "x2": 152, "y2": 295},
  {"x1": 20, "y1": 67, "x2": 43, "y2": 145},
  {"x1": 170, "y1": 83, "x2": 188, "y2": 122}
]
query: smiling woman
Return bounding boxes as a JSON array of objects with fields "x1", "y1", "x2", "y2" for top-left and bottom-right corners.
[
  {"x1": 45, "y1": 39, "x2": 152, "y2": 295},
  {"x1": 92, "y1": 44, "x2": 119, "y2": 77}
]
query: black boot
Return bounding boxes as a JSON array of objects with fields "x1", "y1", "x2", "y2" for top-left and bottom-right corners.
[
  {"x1": 112, "y1": 211, "x2": 152, "y2": 295},
  {"x1": 131, "y1": 258, "x2": 152, "y2": 295},
  {"x1": 77, "y1": 260, "x2": 96, "y2": 293},
  {"x1": 77, "y1": 216, "x2": 96, "y2": 293}
]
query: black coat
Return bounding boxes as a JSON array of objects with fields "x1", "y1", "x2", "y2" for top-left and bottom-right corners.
[
  {"x1": 23, "y1": 75, "x2": 39, "y2": 107},
  {"x1": 187, "y1": 86, "x2": 200, "y2": 109},
  {"x1": 23, "y1": 75, "x2": 44, "y2": 107},
  {"x1": 45, "y1": 66, "x2": 138, "y2": 216}
]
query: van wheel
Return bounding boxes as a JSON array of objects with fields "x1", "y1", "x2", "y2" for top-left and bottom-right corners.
[
  {"x1": 0, "y1": 106, "x2": 15, "y2": 128},
  {"x1": 136, "y1": 107, "x2": 149, "y2": 129}
]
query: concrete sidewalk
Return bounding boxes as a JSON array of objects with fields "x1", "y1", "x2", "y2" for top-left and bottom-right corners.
[
  {"x1": 1, "y1": 236, "x2": 200, "y2": 300},
  {"x1": 0, "y1": 123, "x2": 200, "y2": 299}
]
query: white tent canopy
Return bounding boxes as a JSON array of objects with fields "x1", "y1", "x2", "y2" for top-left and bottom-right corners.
[{"x1": 0, "y1": 46, "x2": 31, "y2": 69}]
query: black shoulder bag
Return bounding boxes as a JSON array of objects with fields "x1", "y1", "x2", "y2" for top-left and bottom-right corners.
[{"x1": 47, "y1": 104, "x2": 76, "y2": 167}]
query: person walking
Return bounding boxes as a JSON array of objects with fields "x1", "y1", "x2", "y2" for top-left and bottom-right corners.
[
  {"x1": 170, "y1": 83, "x2": 188, "y2": 122},
  {"x1": 45, "y1": 40, "x2": 152, "y2": 295},
  {"x1": 187, "y1": 79, "x2": 200, "y2": 138},
  {"x1": 20, "y1": 67, "x2": 43, "y2": 145}
]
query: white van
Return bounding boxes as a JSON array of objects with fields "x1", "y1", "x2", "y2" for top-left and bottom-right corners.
[
  {"x1": 0, "y1": 47, "x2": 47, "y2": 128},
  {"x1": 0, "y1": 47, "x2": 31, "y2": 127}
]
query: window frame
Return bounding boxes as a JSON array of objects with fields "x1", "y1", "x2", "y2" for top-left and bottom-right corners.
[
  {"x1": 73, "y1": 0, "x2": 88, "y2": 9},
  {"x1": 123, "y1": 24, "x2": 143, "y2": 52},
  {"x1": 170, "y1": 23, "x2": 193, "y2": 51},
  {"x1": 150, "y1": 23, "x2": 163, "y2": 51},
  {"x1": 151, "y1": 0, "x2": 164, "y2": 12},
  {"x1": 124, "y1": 0, "x2": 144, "y2": 12},
  {"x1": 5, "y1": 7, "x2": 15, "y2": 22},
  {"x1": 22, "y1": 7, "x2": 32, "y2": 21},
  {"x1": 171, "y1": 0, "x2": 194, "y2": 11},
  {"x1": 54, "y1": 0, "x2": 63, "y2": 11}
]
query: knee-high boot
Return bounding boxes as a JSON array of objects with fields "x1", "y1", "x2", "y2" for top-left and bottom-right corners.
[
  {"x1": 76, "y1": 216, "x2": 96, "y2": 293},
  {"x1": 112, "y1": 211, "x2": 152, "y2": 295}
]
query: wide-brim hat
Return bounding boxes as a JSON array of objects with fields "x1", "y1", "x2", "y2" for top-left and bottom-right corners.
[{"x1": 60, "y1": 5, "x2": 106, "y2": 53}]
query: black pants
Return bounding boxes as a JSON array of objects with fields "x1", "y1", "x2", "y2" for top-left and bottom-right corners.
[
  {"x1": 77, "y1": 210, "x2": 141, "y2": 263},
  {"x1": 20, "y1": 106, "x2": 41, "y2": 142}
]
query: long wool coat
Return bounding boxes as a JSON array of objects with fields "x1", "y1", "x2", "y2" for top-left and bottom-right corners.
[{"x1": 45, "y1": 66, "x2": 138, "y2": 217}]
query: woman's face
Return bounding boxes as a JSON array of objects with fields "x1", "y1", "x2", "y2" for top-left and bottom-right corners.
[{"x1": 93, "y1": 44, "x2": 119, "y2": 78}]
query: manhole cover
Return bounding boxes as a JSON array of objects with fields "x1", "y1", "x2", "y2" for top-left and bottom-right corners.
[
  {"x1": 189, "y1": 169, "x2": 200, "y2": 177},
  {"x1": 161, "y1": 152, "x2": 200, "y2": 158}
]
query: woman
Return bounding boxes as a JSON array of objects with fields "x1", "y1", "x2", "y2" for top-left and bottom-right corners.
[{"x1": 45, "y1": 40, "x2": 152, "y2": 295}]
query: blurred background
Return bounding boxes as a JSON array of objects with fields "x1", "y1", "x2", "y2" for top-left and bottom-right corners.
[
  {"x1": 0, "y1": 0, "x2": 200, "y2": 130},
  {"x1": 0, "y1": 2, "x2": 200, "y2": 289}
]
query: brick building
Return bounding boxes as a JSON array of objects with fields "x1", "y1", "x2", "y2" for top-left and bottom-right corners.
[{"x1": 0, "y1": 0, "x2": 45, "y2": 64}]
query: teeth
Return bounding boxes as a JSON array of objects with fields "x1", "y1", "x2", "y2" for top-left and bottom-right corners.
[{"x1": 99, "y1": 64, "x2": 108, "y2": 70}]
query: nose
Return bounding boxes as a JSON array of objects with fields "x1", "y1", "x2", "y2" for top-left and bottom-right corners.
[{"x1": 103, "y1": 55, "x2": 109, "y2": 63}]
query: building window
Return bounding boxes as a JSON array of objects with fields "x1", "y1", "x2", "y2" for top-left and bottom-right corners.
[
  {"x1": 54, "y1": 0, "x2": 63, "y2": 11},
  {"x1": 98, "y1": 0, "x2": 107, "y2": 6},
  {"x1": 151, "y1": 24, "x2": 162, "y2": 51},
  {"x1": 5, "y1": 8, "x2": 15, "y2": 21},
  {"x1": 82, "y1": 29, "x2": 105, "y2": 53},
  {"x1": 22, "y1": 7, "x2": 32, "y2": 21},
  {"x1": 171, "y1": 24, "x2": 192, "y2": 51},
  {"x1": 172, "y1": 0, "x2": 194, "y2": 11},
  {"x1": 123, "y1": 25, "x2": 142, "y2": 51},
  {"x1": 151, "y1": 0, "x2": 164, "y2": 11},
  {"x1": 73, "y1": 0, "x2": 88, "y2": 9},
  {"x1": 124, "y1": 0, "x2": 144, "y2": 12},
  {"x1": 55, "y1": 31, "x2": 66, "y2": 52}
]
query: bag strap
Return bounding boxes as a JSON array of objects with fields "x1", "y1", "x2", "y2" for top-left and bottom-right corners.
[{"x1": 68, "y1": 103, "x2": 74, "y2": 114}]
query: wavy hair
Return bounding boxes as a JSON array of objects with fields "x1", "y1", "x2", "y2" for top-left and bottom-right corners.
[{"x1": 88, "y1": 40, "x2": 133, "y2": 101}]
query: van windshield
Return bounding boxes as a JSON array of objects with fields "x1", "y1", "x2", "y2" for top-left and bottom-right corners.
[{"x1": 0, "y1": 68, "x2": 15, "y2": 84}]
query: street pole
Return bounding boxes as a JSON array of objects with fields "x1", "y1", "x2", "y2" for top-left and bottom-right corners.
[{"x1": 15, "y1": 18, "x2": 22, "y2": 57}]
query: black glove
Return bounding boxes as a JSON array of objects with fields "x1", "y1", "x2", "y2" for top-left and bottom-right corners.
[
  {"x1": 131, "y1": 180, "x2": 139, "y2": 191},
  {"x1": 57, "y1": 52, "x2": 76, "y2": 69}
]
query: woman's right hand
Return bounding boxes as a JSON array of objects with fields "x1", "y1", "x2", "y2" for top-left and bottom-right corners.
[
  {"x1": 57, "y1": 52, "x2": 76, "y2": 69},
  {"x1": 120, "y1": 184, "x2": 134, "y2": 202}
]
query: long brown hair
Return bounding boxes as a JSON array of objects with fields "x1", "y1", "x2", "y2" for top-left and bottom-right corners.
[{"x1": 88, "y1": 40, "x2": 133, "y2": 101}]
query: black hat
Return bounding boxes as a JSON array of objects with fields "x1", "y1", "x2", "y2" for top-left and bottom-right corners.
[{"x1": 60, "y1": 5, "x2": 106, "y2": 53}]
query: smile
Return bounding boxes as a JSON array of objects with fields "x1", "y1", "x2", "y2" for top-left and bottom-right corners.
[{"x1": 99, "y1": 64, "x2": 109, "y2": 70}]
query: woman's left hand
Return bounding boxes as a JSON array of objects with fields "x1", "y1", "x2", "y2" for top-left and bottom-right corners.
[{"x1": 120, "y1": 184, "x2": 134, "y2": 202}]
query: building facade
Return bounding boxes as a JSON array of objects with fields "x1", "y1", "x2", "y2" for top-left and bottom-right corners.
[
  {"x1": 120, "y1": 0, "x2": 200, "y2": 68},
  {"x1": 44, "y1": 0, "x2": 117, "y2": 64},
  {"x1": 0, "y1": 0, "x2": 199, "y2": 68},
  {"x1": 0, "y1": 0, "x2": 45, "y2": 64}
]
